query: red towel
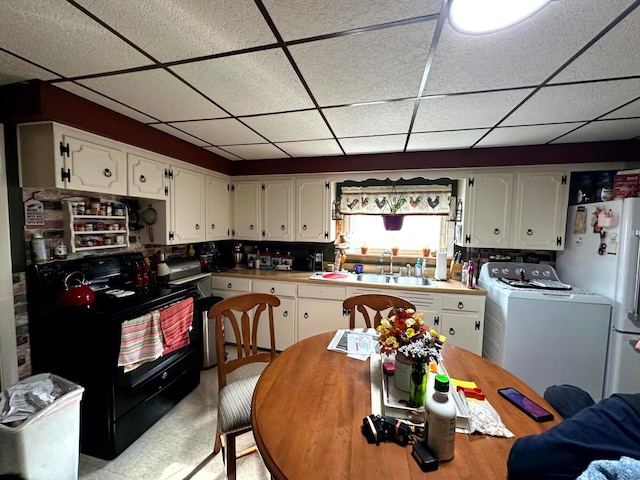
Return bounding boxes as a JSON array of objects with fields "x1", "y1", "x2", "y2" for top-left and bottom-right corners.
[{"x1": 159, "y1": 297, "x2": 194, "y2": 355}]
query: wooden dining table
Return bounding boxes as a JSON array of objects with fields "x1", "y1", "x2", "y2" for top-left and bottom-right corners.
[{"x1": 252, "y1": 331, "x2": 562, "y2": 480}]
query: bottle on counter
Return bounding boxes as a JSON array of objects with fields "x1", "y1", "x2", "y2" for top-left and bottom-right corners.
[
  {"x1": 31, "y1": 233, "x2": 48, "y2": 263},
  {"x1": 415, "y1": 258, "x2": 422, "y2": 278},
  {"x1": 461, "y1": 261, "x2": 469, "y2": 286},
  {"x1": 425, "y1": 374, "x2": 456, "y2": 461},
  {"x1": 466, "y1": 261, "x2": 475, "y2": 288}
]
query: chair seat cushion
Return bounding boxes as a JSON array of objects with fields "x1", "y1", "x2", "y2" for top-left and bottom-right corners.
[{"x1": 218, "y1": 373, "x2": 261, "y2": 434}]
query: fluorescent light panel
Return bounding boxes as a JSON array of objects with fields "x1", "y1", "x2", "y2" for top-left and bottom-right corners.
[{"x1": 449, "y1": 0, "x2": 552, "y2": 34}]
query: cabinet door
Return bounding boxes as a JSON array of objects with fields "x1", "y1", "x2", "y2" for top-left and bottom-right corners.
[
  {"x1": 256, "y1": 297, "x2": 296, "y2": 351},
  {"x1": 295, "y1": 179, "x2": 331, "y2": 241},
  {"x1": 232, "y1": 181, "x2": 261, "y2": 240},
  {"x1": 440, "y1": 311, "x2": 483, "y2": 355},
  {"x1": 128, "y1": 153, "x2": 168, "y2": 200},
  {"x1": 205, "y1": 175, "x2": 231, "y2": 241},
  {"x1": 171, "y1": 166, "x2": 205, "y2": 244},
  {"x1": 62, "y1": 131, "x2": 127, "y2": 195},
  {"x1": 297, "y1": 299, "x2": 348, "y2": 341},
  {"x1": 459, "y1": 174, "x2": 512, "y2": 247},
  {"x1": 262, "y1": 180, "x2": 293, "y2": 241},
  {"x1": 512, "y1": 172, "x2": 568, "y2": 250}
]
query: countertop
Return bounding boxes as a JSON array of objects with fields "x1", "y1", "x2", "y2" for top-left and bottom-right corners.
[{"x1": 210, "y1": 267, "x2": 486, "y2": 296}]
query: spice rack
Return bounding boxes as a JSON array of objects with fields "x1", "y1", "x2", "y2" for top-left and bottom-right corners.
[{"x1": 63, "y1": 198, "x2": 130, "y2": 252}]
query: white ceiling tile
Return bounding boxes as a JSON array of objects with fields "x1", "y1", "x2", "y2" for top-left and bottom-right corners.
[
  {"x1": 290, "y1": 21, "x2": 436, "y2": 106},
  {"x1": 171, "y1": 49, "x2": 314, "y2": 116},
  {"x1": 414, "y1": 89, "x2": 533, "y2": 131},
  {"x1": 601, "y1": 98, "x2": 640, "y2": 120},
  {"x1": 475, "y1": 123, "x2": 585, "y2": 148},
  {"x1": 0, "y1": 0, "x2": 150, "y2": 77},
  {"x1": 323, "y1": 101, "x2": 416, "y2": 137},
  {"x1": 223, "y1": 144, "x2": 289, "y2": 160},
  {"x1": 407, "y1": 129, "x2": 489, "y2": 150},
  {"x1": 76, "y1": 0, "x2": 275, "y2": 62},
  {"x1": 0, "y1": 51, "x2": 60, "y2": 86},
  {"x1": 79, "y1": 69, "x2": 228, "y2": 121},
  {"x1": 150, "y1": 123, "x2": 210, "y2": 147},
  {"x1": 264, "y1": 0, "x2": 441, "y2": 41},
  {"x1": 502, "y1": 79, "x2": 640, "y2": 126},
  {"x1": 339, "y1": 135, "x2": 406, "y2": 154},
  {"x1": 275, "y1": 139, "x2": 343, "y2": 157},
  {"x1": 552, "y1": 119, "x2": 640, "y2": 143},
  {"x1": 243, "y1": 111, "x2": 332, "y2": 142},
  {"x1": 171, "y1": 119, "x2": 265, "y2": 145},
  {"x1": 425, "y1": 0, "x2": 637, "y2": 95},
  {"x1": 56, "y1": 81, "x2": 157, "y2": 124},
  {"x1": 203, "y1": 146, "x2": 243, "y2": 161},
  {"x1": 552, "y1": 6, "x2": 640, "y2": 83}
]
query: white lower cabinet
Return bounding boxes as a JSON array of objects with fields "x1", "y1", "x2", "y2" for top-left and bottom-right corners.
[
  {"x1": 252, "y1": 281, "x2": 296, "y2": 351},
  {"x1": 211, "y1": 276, "x2": 252, "y2": 345},
  {"x1": 297, "y1": 284, "x2": 348, "y2": 340},
  {"x1": 440, "y1": 294, "x2": 485, "y2": 355}
]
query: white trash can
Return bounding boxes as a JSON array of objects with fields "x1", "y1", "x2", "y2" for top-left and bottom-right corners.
[{"x1": 0, "y1": 373, "x2": 84, "y2": 480}]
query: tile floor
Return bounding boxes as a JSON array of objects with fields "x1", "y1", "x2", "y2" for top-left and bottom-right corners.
[{"x1": 78, "y1": 360, "x2": 271, "y2": 480}]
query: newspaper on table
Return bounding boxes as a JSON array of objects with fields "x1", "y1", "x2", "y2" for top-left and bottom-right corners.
[
  {"x1": 0, "y1": 374, "x2": 64, "y2": 425},
  {"x1": 327, "y1": 328, "x2": 379, "y2": 361}
]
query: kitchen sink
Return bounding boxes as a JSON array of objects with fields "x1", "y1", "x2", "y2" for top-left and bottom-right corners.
[
  {"x1": 355, "y1": 273, "x2": 393, "y2": 283},
  {"x1": 355, "y1": 273, "x2": 434, "y2": 287},
  {"x1": 392, "y1": 276, "x2": 434, "y2": 286}
]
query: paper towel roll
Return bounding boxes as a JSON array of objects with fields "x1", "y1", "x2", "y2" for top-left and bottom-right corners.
[{"x1": 435, "y1": 252, "x2": 448, "y2": 280}]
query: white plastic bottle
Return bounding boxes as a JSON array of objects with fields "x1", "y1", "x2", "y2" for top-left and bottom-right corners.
[
  {"x1": 415, "y1": 258, "x2": 422, "y2": 277},
  {"x1": 425, "y1": 374, "x2": 456, "y2": 461}
]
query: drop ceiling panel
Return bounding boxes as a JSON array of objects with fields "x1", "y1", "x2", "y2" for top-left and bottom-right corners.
[
  {"x1": 424, "y1": 0, "x2": 635, "y2": 95},
  {"x1": 407, "y1": 129, "x2": 489, "y2": 151},
  {"x1": 171, "y1": 49, "x2": 314, "y2": 116},
  {"x1": 552, "y1": 6, "x2": 640, "y2": 83},
  {"x1": 0, "y1": 52, "x2": 60, "y2": 86},
  {"x1": 340, "y1": 135, "x2": 406, "y2": 154},
  {"x1": 323, "y1": 102, "x2": 416, "y2": 137},
  {"x1": 150, "y1": 123, "x2": 210, "y2": 147},
  {"x1": 414, "y1": 89, "x2": 534, "y2": 132},
  {"x1": 76, "y1": 0, "x2": 276, "y2": 62},
  {"x1": 264, "y1": 0, "x2": 441, "y2": 41},
  {"x1": 475, "y1": 123, "x2": 585, "y2": 148},
  {"x1": 57, "y1": 82, "x2": 158, "y2": 124},
  {"x1": 601, "y1": 98, "x2": 640, "y2": 119},
  {"x1": 552, "y1": 118, "x2": 640, "y2": 143},
  {"x1": 243, "y1": 111, "x2": 333, "y2": 142},
  {"x1": 290, "y1": 21, "x2": 436, "y2": 106},
  {"x1": 0, "y1": 0, "x2": 150, "y2": 77},
  {"x1": 204, "y1": 146, "x2": 243, "y2": 161},
  {"x1": 78, "y1": 69, "x2": 228, "y2": 122},
  {"x1": 502, "y1": 79, "x2": 640, "y2": 126},
  {"x1": 223, "y1": 144, "x2": 289, "y2": 160},
  {"x1": 275, "y1": 139, "x2": 343, "y2": 157},
  {"x1": 171, "y1": 119, "x2": 265, "y2": 145}
]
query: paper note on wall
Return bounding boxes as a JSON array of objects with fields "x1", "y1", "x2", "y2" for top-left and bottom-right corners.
[{"x1": 573, "y1": 206, "x2": 587, "y2": 234}]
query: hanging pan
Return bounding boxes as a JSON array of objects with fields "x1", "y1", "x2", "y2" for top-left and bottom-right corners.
[{"x1": 140, "y1": 205, "x2": 157, "y2": 243}]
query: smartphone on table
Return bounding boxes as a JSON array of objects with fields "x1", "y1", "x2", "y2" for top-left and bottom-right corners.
[{"x1": 498, "y1": 387, "x2": 554, "y2": 422}]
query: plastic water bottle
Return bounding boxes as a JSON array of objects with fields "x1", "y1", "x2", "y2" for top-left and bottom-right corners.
[
  {"x1": 415, "y1": 258, "x2": 422, "y2": 277},
  {"x1": 425, "y1": 374, "x2": 456, "y2": 461}
]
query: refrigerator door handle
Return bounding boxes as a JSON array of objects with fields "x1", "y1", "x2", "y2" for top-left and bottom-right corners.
[{"x1": 628, "y1": 230, "x2": 640, "y2": 323}]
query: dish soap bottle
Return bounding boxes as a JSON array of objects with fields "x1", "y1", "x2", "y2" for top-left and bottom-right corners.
[
  {"x1": 415, "y1": 258, "x2": 422, "y2": 277},
  {"x1": 425, "y1": 374, "x2": 456, "y2": 461}
]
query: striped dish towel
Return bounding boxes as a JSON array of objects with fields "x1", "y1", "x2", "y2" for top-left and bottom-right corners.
[
  {"x1": 118, "y1": 310, "x2": 163, "y2": 373},
  {"x1": 160, "y1": 297, "x2": 194, "y2": 355}
]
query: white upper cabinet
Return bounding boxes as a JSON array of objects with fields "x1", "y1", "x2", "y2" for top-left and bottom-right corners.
[
  {"x1": 295, "y1": 178, "x2": 333, "y2": 242},
  {"x1": 232, "y1": 180, "x2": 261, "y2": 240},
  {"x1": 457, "y1": 171, "x2": 568, "y2": 250},
  {"x1": 205, "y1": 174, "x2": 231, "y2": 241},
  {"x1": 127, "y1": 152, "x2": 168, "y2": 200},
  {"x1": 170, "y1": 165, "x2": 206, "y2": 244},
  {"x1": 19, "y1": 122, "x2": 127, "y2": 195},
  {"x1": 262, "y1": 179, "x2": 293, "y2": 241}
]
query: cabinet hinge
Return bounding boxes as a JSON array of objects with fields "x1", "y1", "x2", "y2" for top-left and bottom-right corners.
[
  {"x1": 465, "y1": 234, "x2": 471, "y2": 244},
  {"x1": 556, "y1": 236, "x2": 562, "y2": 246},
  {"x1": 475, "y1": 321, "x2": 481, "y2": 330},
  {"x1": 469, "y1": 177, "x2": 474, "y2": 187},
  {"x1": 561, "y1": 175, "x2": 567, "y2": 185},
  {"x1": 261, "y1": 184, "x2": 266, "y2": 191},
  {"x1": 434, "y1": 316, "x2": 440, "y2": 326},
  {"x1": 59, "y1": 142, "x2": 70, "y2": 157},
  {"x1": 231, "y1": 229, "x2": 235, "y2": 236},
  {"x1": 325, "y1": 182, "x2": 330, "y2": 189},
  {"x1": 227, "y1": 184, "x2": 230, "y2": 191},
  {"x1": 164, "y1": 186, "x2": 169, "y2": 196},
  {"x1": 60, "y1": 167, "x2": 71, "y2": 183},
  {"x1": 262, "y1": 230, "x2": 265, "y2": 237},
  {"x1": 169, "y1": 231, "x2": 174, "y2": 241},
  {"x1": 231, "y1": 184, "x2": 235, "y2": 192},
  {"x1": 165, "y1": 169, "x2": 173, "y2": 180}
]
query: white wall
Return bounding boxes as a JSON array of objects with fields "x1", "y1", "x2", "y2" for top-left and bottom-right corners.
[{"x1": 0, "y1": 125, "x2": 18, "y2": 388}]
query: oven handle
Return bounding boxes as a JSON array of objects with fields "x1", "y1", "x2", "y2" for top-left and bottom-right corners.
[{"x1": 628, "y1": 230, "x2": 640, "y2": 323}]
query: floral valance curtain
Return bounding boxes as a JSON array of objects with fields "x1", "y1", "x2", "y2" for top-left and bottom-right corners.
[{"x1": 339, "y1": 185, "x2": 452, "y2": 215}]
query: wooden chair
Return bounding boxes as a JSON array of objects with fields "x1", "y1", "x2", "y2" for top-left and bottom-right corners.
[
  {"x1": 209, "y1": 293, "x2": 281, "y2": 480},
  {"x1": 343, "y1": 294, "x2": 416, "y2": 329}
]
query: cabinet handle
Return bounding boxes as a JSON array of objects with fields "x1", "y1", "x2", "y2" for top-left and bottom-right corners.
[
  {"x1": 139, "y1": 174, "x2": 146, "y2": 183},
  {"x1": 283, "y1": 310, "x2": 288, "y2": 317},
  {"x1": 270, "y1": 287, "x2": 275, "y2": 293},
  {"x1": 195, "y1": 224, "x2": 200, "y2": 230},
  {"x1": 527, "y1": 228, "x2": 533, "y2": 236},
  {"x1": 161, "y1": 371, "x2": 168, "y2": 380},
  {"x1": 103, "y1": 168, "x2": 112, "y2": 177},
  {"x1": 304, "y1": 312, "x2": 309, "y2": 319},
  {"x1": 249, "y1": 224, "x2": 254, "y2": 230},
  {"x1": 303, "y1": 224, "x2": 307, "y2": 230},
  {"x1": 449, "y1": 328, "x2": 456, "y2": 336},
  {"x1": 211, "y1": 223, "x2": 215, "y2": 230},
  {"x1": 458, "y1": 301, "x2": 464, "y2": 309},
  {"x1": 281, "y1": 225, "x2": 285, "y2": 230},
  {"x1": 493, "y1": 228, "x2": 500, "y2": 235},
  {"x1": 227, "y1": 283, "x2": 232, "y2": 289}
]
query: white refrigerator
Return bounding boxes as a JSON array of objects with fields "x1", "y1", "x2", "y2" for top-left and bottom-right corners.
[{"x1": 556, "y1": 197, "x2": 640, "y2": 397}]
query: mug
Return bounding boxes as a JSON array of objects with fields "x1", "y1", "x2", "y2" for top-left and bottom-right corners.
[{"x1": 354, "y1": 264, "x2": 363, "y2": 274}]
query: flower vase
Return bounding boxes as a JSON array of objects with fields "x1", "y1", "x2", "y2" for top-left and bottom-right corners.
[
  {"x1": 394, "y1": 351, "x2": 412, "y2": 392},
  {"x1": 409, "y1": 360, "x2": 428, "y2": 408}
]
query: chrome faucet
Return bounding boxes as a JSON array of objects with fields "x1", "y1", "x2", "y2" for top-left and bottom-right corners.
[{"x1": 380, "y1": 250, "x2": 393, "y2": 275}]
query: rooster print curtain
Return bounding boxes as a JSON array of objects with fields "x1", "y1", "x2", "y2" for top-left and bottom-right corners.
[{"x1": 338, "y1": 185, "x2": 452, "y2": 215}]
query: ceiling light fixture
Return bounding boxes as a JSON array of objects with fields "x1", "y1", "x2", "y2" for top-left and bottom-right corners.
[{"x1": 449, "y1": 0, "x2": 552, "y2": 35}]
